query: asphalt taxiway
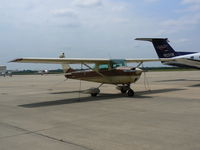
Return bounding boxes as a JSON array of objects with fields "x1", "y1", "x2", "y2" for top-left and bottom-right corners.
[{"x1": 0, "y1": 71, "x2": 200, "y2": 150}]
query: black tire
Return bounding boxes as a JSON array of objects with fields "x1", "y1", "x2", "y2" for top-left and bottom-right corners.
[
  {"x1": 121, "y1": 89, "x2": 127, "y2": 94},
  {"x1": 91, "y1": 93, "x2": 98, "y2": 97},
  {"x1": 127, "y1": 89, "x2": 135, "y2": 97}
]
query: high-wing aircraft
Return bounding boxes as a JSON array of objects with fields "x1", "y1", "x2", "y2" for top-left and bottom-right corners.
[
  {"x1": 10, "y1": 53, "x2": 172, "y2": 97},
  {"x1": 135, "y1": 38, "x2": 200, "y2": 69}
]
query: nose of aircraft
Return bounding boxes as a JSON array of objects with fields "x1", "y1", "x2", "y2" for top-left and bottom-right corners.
[{"x1": 135, "y1": 68, "x2": 143, "y2": 75}]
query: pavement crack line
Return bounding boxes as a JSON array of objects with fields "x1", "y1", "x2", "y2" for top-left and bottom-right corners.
[
  {"x1": 0, "y1": 122, "x2": 93, "y2": 150},
  {"x1": 35, "y1": 132, "x2": 93, "y2": 150}
]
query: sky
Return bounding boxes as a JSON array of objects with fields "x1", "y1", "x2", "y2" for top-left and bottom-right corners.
[{"x1": 0, "y1": 0, "x2": 200, "y2": 70}]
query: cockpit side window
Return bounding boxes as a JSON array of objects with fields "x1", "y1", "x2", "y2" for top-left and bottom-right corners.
[
  {"x1": 99, "y1": 64, "x2": 109, "y2": 70},
  {"x1": 111, "y1": 59, "x2": 126, "y2": 69}
]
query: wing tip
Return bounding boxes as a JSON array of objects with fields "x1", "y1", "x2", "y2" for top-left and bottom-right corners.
[{"x1": 9, "y1": 58, "x2": 23, "y2": 63}]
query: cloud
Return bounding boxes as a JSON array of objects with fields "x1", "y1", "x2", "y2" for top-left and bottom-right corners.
[
  {"x1": 143, "y1": 0, "x2": 160, "y2": 3},
  {"x1": 111, "y1": 17, "x2": 129, "y2": 23},
  {"x1": 180, "y1": 0, "x2": 200, "y2": 11},
  {"x1": 50, "y1": 8, "x2": 81, "y2": 28},
  {"x1": 175, "y1": 38, "x2": 191, "y2": 43},
  {"x1": 159, "y1": 0, "x2": 200, "y2": 34},
  {"x1": 55, "y1": 22, "x2": 81, "y2": 28},
  {"x1": 74, "y1": 0, "x2": 102, "y2": 7},
  {"x1": 111, "y1": 5, "x2": 126, "y2": 12},
  {"x1": 160, "y1": 13, "x2": 200, "y2": 34},
  {"x1": 51, "y1": 8, "x2": 78, "y2": 17},
  {"x1": 182, "y1": 0, "x2": 200, "y2": 4},
  {"x1": 162, "y1": 14, "x2": 200, "y2": 26},
  {"x1": 182, "y1": 5, "x2": 200, "y2": 12}
]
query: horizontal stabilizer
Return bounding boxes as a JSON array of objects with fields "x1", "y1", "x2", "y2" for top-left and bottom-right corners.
[{"x1": 135, "y1": 38, "x2": 168, "y2": 42}]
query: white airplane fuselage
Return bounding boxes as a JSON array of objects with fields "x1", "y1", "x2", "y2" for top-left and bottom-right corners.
[{"x1": 164, "y1": 52, "x2": 200, "y2": 69}]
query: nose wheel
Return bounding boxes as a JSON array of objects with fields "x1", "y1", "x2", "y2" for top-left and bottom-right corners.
[
  {"x1": 126, "y1": 89, "x2": 135, "y2": 97},
  {"x1": 117, "y1": 85, "x2": 135, "y2": 97}
]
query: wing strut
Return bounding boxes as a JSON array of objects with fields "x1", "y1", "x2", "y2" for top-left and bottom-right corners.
[
  {"x1": 136, "y1": 62, "x2": 143, "y2": 68},
  {"x1": 83, "y1": 63, "x2": 105, "y2": 77}
]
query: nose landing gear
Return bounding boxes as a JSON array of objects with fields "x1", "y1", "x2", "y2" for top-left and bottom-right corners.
[
  {"x1": 117, "y1": 84, "x2": 135, "y2": 97},
  {"x1": 126, "y1": 89, "x2": 135, "y2": 97}
]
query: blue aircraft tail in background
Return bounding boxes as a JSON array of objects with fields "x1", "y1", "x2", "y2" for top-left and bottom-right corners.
[{"x1": 135, "y1": 38, "x2": 196, "y2": 58}]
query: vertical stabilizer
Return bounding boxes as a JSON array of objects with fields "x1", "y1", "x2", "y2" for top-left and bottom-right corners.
[{"x1": 135, "y1": 38, "x2": 177, "y2": 58}]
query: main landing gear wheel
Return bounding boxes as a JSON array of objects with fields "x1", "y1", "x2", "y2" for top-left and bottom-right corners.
[
  {"x1": 91, "y1": 93, "x2": 98, "y2": 97},
  {"x1": 126, "y1": 89, "x2": 135, "y2": 97},
  {"x1": 86, "y1": 88, "x2": 100, "y2": 97},
  {"x1": 88, "y1": 83, "x2": 103, "y2": 97},
  {"x1": 84, "y1": 88, "x2": 100, "y2": 97}
]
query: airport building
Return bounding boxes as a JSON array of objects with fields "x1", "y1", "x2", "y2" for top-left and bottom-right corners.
[{"x1": 0, "y1": 65, "x2": 6, "y2": 72}]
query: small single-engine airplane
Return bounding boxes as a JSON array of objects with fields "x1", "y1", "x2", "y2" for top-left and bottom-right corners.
[
  {"x1": 136, "y1": 38, "x2": 200, "y2": 69},
  {"x1": 10, "y1": 53, "x2": 172, "y2": 97}
]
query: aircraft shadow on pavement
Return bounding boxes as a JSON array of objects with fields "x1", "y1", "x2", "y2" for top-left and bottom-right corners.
[
  {"x1": 19, "y1": 88, "x2": 185, "y2": 108},
  {"x1": 188, "y1": 84, "x2": 200, "y2": 87},
  {"x1": 50, "y1": 91, "x2": 81, "y2": 94},
  {"x1": 156, "y1": 79, "x2": 200, "y2": 82}
]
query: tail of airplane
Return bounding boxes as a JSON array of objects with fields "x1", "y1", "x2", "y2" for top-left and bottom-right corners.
[{"x1": 135, "y1": 38, "x2": 196, "y2": 58}]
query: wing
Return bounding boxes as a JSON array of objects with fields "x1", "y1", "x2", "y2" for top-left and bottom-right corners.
[
  {"x1": 10, "y1": 58, "x2": 110, "y2": 64},
  {"x1": 125, "y1": 58, "x2": 175, "y2": 63},
  {"x1": 10, "y1": 57, "x2": 175, "y2": 64}
]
